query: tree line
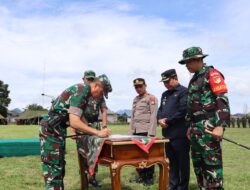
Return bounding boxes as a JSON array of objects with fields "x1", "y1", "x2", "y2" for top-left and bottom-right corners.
[{"x1": 0, "y1": 80, "x2": 11, "y2": 117}]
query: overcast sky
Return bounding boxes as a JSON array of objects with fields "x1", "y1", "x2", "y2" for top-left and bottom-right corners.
[{"x1": 1, "y1": 0, "x2": 250, "y2": 114}]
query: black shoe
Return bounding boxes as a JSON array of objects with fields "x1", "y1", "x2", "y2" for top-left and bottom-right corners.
[
  {"x1": 89, "y1": 177, "x2": 102, "y2": 187},
  {"x1": 143, "y1": 178, "x2": 154, "y2": 186},
  {"x1": 129, "y1": 177, "x2": 144, "y2": 183}
]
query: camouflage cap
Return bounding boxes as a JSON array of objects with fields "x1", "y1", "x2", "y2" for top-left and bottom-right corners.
[
  {"x1": 83, "y1": 70, "x2": 96, "y2": 79},
  {"x1": 98, "y1": 74, "x2": 112, "y2": 99},
  {"x1": 179, "y1": 47, "x2": 208, "y2": 64}
]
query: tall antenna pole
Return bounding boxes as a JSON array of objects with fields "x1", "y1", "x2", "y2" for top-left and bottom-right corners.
[{"x1": 42, "y1": 61, "x2": 46, "y2": 106}]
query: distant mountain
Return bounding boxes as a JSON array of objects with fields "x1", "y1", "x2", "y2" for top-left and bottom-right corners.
[
  {"x1": 233, "y1": 113, "x2": 244, "y2": 117},
  {"x1": 116, "y1": 109, "x2": 132, "y2": 117},
  {"x1": 115, "y1": 111, "x2": 248, "y2": 118},
  {"x1": 10, "y1": 108, "x2": 23, "y2": 114},
  {"x1": 107, "y1": 109, "x2": 116, "y2": 114}
]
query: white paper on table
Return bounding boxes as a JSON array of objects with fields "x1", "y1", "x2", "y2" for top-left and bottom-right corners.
[{"x1": 108, "y1": 134, "x2": 146, "y2": 139}]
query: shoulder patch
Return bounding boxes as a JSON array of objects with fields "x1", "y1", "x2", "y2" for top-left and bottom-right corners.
[{"x1": 209, "y1": 69, "x2": 228, "y2": 95}]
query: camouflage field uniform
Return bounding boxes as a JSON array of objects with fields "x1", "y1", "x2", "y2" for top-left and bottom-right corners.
[
  {"x1": 76, "y1": 74, "x2": 111, "y2": 178},
  {"x1": 75, "y1": 96, "x2": 107, "y2": 173},
  {"x1": 186, "y1": 65, "x2": 230, "y2": 190},
  {"x1": 81, "y1": 96, "x2": 106, "y2": 129},
  {"x1": 39, "y1": 83, "x2": 91, "y2": 190}
]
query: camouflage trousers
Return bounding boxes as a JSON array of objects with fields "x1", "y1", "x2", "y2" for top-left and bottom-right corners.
[
  {"x1": 39, "y1": 115, "x2": 67, "y2": 190},
  {"x1": 76, "y1": 122, "x2": 101, "y2": 174},
  {"x1": 190, "y1": 121, "x2": 224, "y2": 190}
]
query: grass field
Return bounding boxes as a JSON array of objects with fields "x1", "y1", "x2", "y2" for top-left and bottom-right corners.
[{"x1": 0, "y1": 125, "x2": 250, "y2": 190}]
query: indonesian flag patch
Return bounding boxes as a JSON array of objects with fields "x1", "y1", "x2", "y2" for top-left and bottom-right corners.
[{"x1": 209, "y1": 69, "x2": 228, "y2": 95}]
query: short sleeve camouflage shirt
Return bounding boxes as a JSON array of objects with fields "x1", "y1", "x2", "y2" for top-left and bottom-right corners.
[
  {"x1": 186, "y1": 65, "x2": 230, "y2": 128},
  {"x1": 83, "y1": 96, "x2": 107, "y2": 123},
  {"x1": 50, "y1": 83, "x2": 91, "y2": 117}
]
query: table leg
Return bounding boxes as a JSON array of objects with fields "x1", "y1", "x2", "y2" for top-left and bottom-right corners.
[
  {"x1": 110, "y1": 162, "x2": 122, "y2": 190},
  {"x1": 78, "y1": 152, "x2": 89, "y2": 190},
  {"x1": 158, "y1": 159, "x2": 169, "y2": 190}
]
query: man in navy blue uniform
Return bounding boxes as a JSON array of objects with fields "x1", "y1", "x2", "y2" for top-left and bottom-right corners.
[{"x1": 157, "y1": 69, "x2": 190, "y2": 190}]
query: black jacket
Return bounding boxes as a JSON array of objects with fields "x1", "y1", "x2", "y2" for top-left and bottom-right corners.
[{"x1": 157, "y1": 84, "x2": 188, "y2": 139}]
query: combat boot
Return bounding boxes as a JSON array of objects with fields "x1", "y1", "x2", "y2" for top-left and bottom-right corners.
[
  {"x1": 143, "y1": 173, "x2": 154, "y2": 186},
  {"x1": 89, "y1": 174, "x2": 102, "y2": 188},
  {"x1": 129, "y1": 176, "x2": 144, "y2": 183},
  {"x1": 129, "y1": 172, "x2": 145, "y2": 184}
]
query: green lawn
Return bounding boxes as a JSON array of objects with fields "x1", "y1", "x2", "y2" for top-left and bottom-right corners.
[{"x1": 0, "y1": 125, "x2": 250, "y2": 190}]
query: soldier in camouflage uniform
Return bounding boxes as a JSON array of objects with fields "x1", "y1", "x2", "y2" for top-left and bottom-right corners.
[
  {"x1": 242, "y1": 117, "x2": 247, "y2": 128},
  {"x1": 70, "y1": 71, "x2": 108, "y2": 135},
  {"x1": 70, "y1": 70, "x2": 103, "y2": 139},
  {"x1": 230, "y1": 118, "x2": 235, "y2": 128},
  {"x1": 39, "y1": 79, "x2": 111, "y2": 190},
  {"x1": 73, "y1": 73, "x2": 112, "y2": 187},
  {"x1": 82, "y1": 70, "x2": 96, "y2": 83},
  {"x1": 179, "y1": 47, "x2": 230, "y2": 190}
]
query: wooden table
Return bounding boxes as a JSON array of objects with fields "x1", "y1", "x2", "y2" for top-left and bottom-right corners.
[{"x1": 78, "y1": 138, "x2": 169, "y2": 190}]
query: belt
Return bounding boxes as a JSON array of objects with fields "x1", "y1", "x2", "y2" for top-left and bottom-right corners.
[{"x1": 192, "y1": 112, "x2": 214, "y2": 122}]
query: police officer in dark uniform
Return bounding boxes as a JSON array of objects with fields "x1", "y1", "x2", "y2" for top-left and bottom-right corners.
[{"x1": 157, "y1": 69, "x2": 190, "y2": 190}]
